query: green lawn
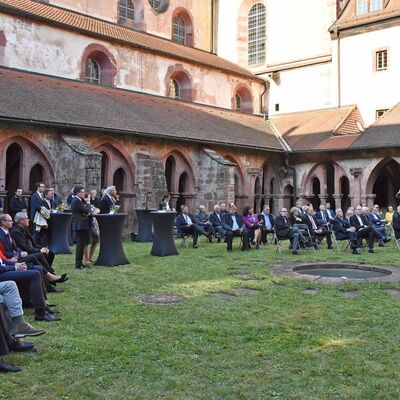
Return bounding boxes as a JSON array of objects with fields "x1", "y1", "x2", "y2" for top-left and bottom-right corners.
[{"x1": 2, "y1": 240, "x2": 400, "y2": 400}]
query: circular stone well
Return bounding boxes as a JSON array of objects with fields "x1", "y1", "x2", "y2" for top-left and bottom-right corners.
[{"x1": 270, "y1": 263, "x2": 400, "y2": 284}]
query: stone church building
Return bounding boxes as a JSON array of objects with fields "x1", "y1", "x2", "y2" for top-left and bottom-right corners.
[{"x1": 0, "y1": 0, "x2": 399, "y2": 231}]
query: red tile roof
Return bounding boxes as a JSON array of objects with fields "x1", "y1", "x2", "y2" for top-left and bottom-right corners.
[
  {"x1": 0, "y1": 67, "x2": 282, "y2": 151},
  {"x1": 271, "y1": 106, "x2": 365, "y2": 151},
  {"x1": 0, "y1": 0, "x2": 262, "y2": 82}
]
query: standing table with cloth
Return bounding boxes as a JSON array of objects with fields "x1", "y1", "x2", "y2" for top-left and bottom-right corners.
[
  {"x1": 135, "y1": 208, "x2": 157, "y2": 242},
  {"x1": 48, "y1": 212, "x2": 72, "y2": 254},
  {"x1": 150, "y1": 211, "x2": 178, "y2": 256},
  {"x1": 95, "y1": 213, "x2": 130, "y2": 267}
]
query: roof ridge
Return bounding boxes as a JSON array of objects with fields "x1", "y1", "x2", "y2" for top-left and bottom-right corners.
[{"x1": 271, "y1": 105, "x2": 355, "y2": 118}]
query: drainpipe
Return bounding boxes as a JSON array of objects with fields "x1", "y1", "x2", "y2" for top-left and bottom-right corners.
[
  {"x1": 260, "y1": 80, "x2": 268, "y2": 114},
  {"x1": 337, "y1": 29, "x2": 341, "y2": 107},
  {"x1": 285, "y1": 152, "x2": 297, "y2": 200},
  {"x1": 210, "y1": 0, "x2": 214, "y2": 53}
]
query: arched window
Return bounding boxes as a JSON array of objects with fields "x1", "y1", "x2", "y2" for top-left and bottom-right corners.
[
  {"x1": 248, "y1": 3, "x2": 266, "y2": 65},
  {"x1": 119, "y1": 0, "x2": 134, "y2": 27},
  {"x1": 233, "y1": 86, "x2": 253, "y2": 113},
  {"x1": 29, "y1": 164, "x2": 44, "y2": 193},
  {"x1": 100, "y1": 151, "x2": 109, "y2": 189},
  {"x1": 86, "y1": 59, "x2": 100, "y2": 84},
  {"x1": 172, "y1": 15, "x2": 186, "y2": 45},
  {"x1": 235, "y1": 94, "x2": 242, "y2": 111},
  {"x1": 6, "y1": 143, "x2": 22, "y2": 195},
  {"x1": 165, "y1": 155, "x2": 176, "y2": 192},
  {"x1": 149, "y1": 0, "x2": 162, "y2": 10},
  {"x1": 168, "y1": 79, "x2": 180, "y2": 99},
  {"x1": 113, "y1": 168, "x2": 126, "y2": 192}
]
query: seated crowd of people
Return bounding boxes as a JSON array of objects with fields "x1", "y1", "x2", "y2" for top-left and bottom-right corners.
[
  {"x1": 0, "y1": 181, "x2": 121, "y2": 373},
  {"x1": 172, "y1": 198, "x2": 399, "y2": 255}
]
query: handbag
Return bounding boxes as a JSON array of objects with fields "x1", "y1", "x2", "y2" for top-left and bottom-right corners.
[{"x1": 91, "y1": 217, "x2": 100, "y2": 239}]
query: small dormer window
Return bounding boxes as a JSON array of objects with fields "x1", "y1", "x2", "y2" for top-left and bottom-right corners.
[
  {"x1": 356, "y1": 0, "x2": 368, "y2": 15},
  {"x1": 370, "y1": 0, "x2": 382, "y2": 11}
]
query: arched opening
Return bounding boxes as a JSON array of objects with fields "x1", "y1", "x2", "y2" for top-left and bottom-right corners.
[
  {"x1": 233, "y1": 86, "x2": 253, "y2": 113},
  {"x1": 81, "y1": 45, "x2": 116, "y2": 86},
  {"x1": 171, "y1": 9, "x2": 193, "y2": 46},
  {"x1": 311, "y1": 177, "x2": 321, "y2": 210},
  {"x1": 326, "y1": 163, "x2": 335, "y2": 208},
  {"x1": 165, "y1": 155, "x2": 175, "y2": 193},
  {"x1": 85, "y1": 58, "x2": 100, "y2": 84},
  {"x1": 29, "y1": 164, "x2": 44, "y2": 193},
  {"x1": 248, "y1": 2, "x2": 266, "y2": 65},
  {"x1": 176, "y1": 172, "x2": 188, "y2": 212},
  {"x1": 113, "y1": 168, "x2": 126, "y2": 192},
  {"x1": 166, "y1": 70, "x2": 193, "y2": 101},
  {"x1": 254, "y1": 176, "x2": 261, "y2": 211},
  {"x1": 5, "y1": 143, "x2": 22, "y2": 195},
  {"x1": 340, "y1": 176, "x2": 351, "y2": 211},
  {"x1": 100, "y1": 151, "x2": 109, "y2": 189},
  {"x1": 118, "y1": 0, "x2": 135, "y2": 28},
  {"x1": 371, "y1": 159, "x2": 400, "y2": 208},
  {"x1": 283, "y1": 184, "x2": 294, "y2": 210},
  {"x1": 269, "y1": 178, "x2": 275, "y2": 212}
]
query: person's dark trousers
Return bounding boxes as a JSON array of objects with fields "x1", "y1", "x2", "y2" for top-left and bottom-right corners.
[
  {"x1": 316, "y1": 231, "x2": 333, "y2": 248},
  {"x1": 199, "y1": 224, "x2": 215, "y2": 240},
  {"x1": 0, "y1": 309, "x2": 10, "y2": 357},
  {"x1": 226, "y1": 230, "x2": 249, "y2": 251},
  {"x1": 75, "y1": 229, "x2": 90, "y2": 268},
  {"x1": 261, "y1": 229, "x2": 273, "y2": 244},
  {"x1": 181, "y1": 225, "x2": 200, "y2": 245},
  {"x1": 0, "y1": 270, "x2": 46, "y2": 313},
  {"x1": 20, "y1": 252, "x2": 54, "y2": 274},
  {"x1": 356, "y1": 227, "x2": 376, "y2": 249}
]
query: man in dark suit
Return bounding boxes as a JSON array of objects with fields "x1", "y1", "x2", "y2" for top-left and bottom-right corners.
[
  {"x1": 209, "y1": 204, "x2": 226, "y2": 241},
  {"x1": 315, "y1": 205, "x2": 330, "y2": 226},
  {"x1": 258, "y1": 205, "x2": 274, "y2": 244},
  {"x1": 175, "y1": 205, "x2": 201, "y2": 248},
  {"x1": 42, "y1": 189, "x2": 54, "y2": 211},
  {"x1": 303, "y1": 206, "x2": 333, "y2": 249},
  {"x1": 274, "y1": 208, "x2": 308, "y2": 255},
  {"x1": 369, "y1": 204, "x2": 389, "y2": 244},
  {"x1": 325, "y1": 202, "x2": 336, "y2": 223},
  {"x1": 349, "y1": 206, "x2": 380, "y2": 253},
  {"x1": 11, "y1": 212, "x2": 55, "y2": 273},
  {"x1": 9, "y1": 189, "x2": 27, "y2": 221},
  {"x1": 392, "y1": 205, "x2": 400, "y2": 239},
  {"x1": 71, "y1": 186, "x2": 99, "y2": 269},
  {"x1": 332, "y1": 208, "x2": 360, "y2": 254},
  {"x1": 99, "y1": 186, "x2": 117, "y2": 214},
  {"x1": 221, "y1": 204, "x2": 249, "y2": 252},
  {"x1": 29, "y1": 182, "x2": 45, "y2": 222}
]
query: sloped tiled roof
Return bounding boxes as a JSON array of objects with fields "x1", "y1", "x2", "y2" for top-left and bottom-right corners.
[
  {"x1": 0, "y1": 67, "x2": 282, "y2": 151},
  {"x1": 351, "y1": 103, "x2": 400, "y2": 149},
  {"x1": 331, "y1": 0, "x2": 400, "y2": 31},
  {"x1": 0, "y1": 0, "x2": 262, "y2": 81},
  {"x1": 270, "y1": 106, "x2": 364, "y2": 151}
]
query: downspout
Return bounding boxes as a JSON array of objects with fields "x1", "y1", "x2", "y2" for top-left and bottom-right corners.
[
  {"x1": 285, "y1": 152, "x2": 297, "y2": 201},
  {"x1": 210, "y1": 0, "x2": 214, "y2": 53},
  {"x1": 260, "y1": 80, "x2": 268, "y2": 114},
  {"x1": 337, "y1": 29, "x2": 341, "y2": 107}
]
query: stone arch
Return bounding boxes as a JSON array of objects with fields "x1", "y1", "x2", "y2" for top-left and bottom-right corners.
[
  {"x1": 29, "y1": 163, "x2": 45, "y2": 192},
  {"x1": 232, "y1": 84, "x2": 253, "y2": 113},
  {"x1": 339, "y1": 175, "x2": 351, "y2": 211},
  {"x1": 118, "y1": 0, "x2": 146, "y2": 30},
  {"x1": 283, "y1": 184, "x2": 294, "y2": 210},
  {"x1": 311, "y1": 177, "x2": 321, "y2": 210},
  {"x1": 0, "y1": 135, "x2": 55, "y2": 193},
  {"x1": 171, "y1": 7, "x2": 194, "y2": 46},
  {"x1": 113, "y1": 167, "x2": 127, "y2": 192},
  {"x1": 80, "y1": 43, "x2": 117, "y2": 86},
  {"x1": 365, "y1": 158, "x2": 400, "y2": 208},
  {"x1": 237, "y1": 0, "x2": 267, "y2": 66},
  {"x1": 163, "y1": 150, "x2": 195, "y2": 211},
  {"x1": 165, "y1": 64, "x2": 195, "y2": 101}
]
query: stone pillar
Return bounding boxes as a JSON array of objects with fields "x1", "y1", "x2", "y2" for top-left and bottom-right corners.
[
  {"x1": 362, "y1": 194, "x2": 377, "y2": 209},
  {"x1": 350, "y1": 167, "x2": 363, "y2": 206}
]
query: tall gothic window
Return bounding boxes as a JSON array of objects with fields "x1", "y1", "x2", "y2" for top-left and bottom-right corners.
[
  {"x1": 168, "y1": 79, "x2": 180, "y2": 99},
  {"x1": 235, "y1": 94, "x2": 242, "y2": 111},
  {"x1": 119, "y1": 0, "x2": 134, "y2": 23},
  {"x1": 248, "y1": 3, "x2": 266, "y2": 65},
  {"x1": 85, "y1": 59, "x2": 100, "y2": 84},
  {"x1": 172, "y1": 15, "x2": 186, "y2": 45}
]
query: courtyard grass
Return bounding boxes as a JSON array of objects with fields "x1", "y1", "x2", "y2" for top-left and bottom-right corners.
[{"x1": 2, "y1": 240, "x2": 400, "y2": 399}]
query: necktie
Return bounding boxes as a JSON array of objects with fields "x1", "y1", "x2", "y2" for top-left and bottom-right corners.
[
  {"x1": 7, "y1": 233, "x2": 12, "y2": 245},
  {"x1": 310, "y1": 216, "x2": 317, "y2": 230}
]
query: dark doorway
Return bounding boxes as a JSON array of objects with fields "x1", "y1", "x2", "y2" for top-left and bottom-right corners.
[
  {"x1": 254, "y1": 176, "x2": 261, "y2": 212},
  {"x1": 6, "y1": 143, "x2": 22, "y2": 195},
  {"x1": 113, "y1": 168, "x2": 126, "y2": 192},
  {"x1": 165, "y1": 156, "x2": 175, "y2": 193},
  {"x1": 269, "y1": 178, "x2": 275, "y2": 213},
  {"x1": 176, "y1": 172, "x2": 188, "y2": 213},
  {"x1": 29, "y1": 164, "x2": 44, "y2": 193},
  {"x1": 283, "y1": 184, "x2": 294, "y2": 210},
  {"x1": 311, "y1": 177, "x2": 321, "y2": 210},
  {"x1": 100, "y1": 152, "x2": 108, "y2": 189},
  {"x1": 372, "y1": 160, "x2": 400, "y2": 209},
  {"x1": 340, "y1": 176, "x2": 351, "y2": 211}
]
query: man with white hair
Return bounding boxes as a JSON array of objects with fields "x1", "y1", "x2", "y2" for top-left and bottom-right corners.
[
  {"x1": 209, "y1": 205, "x2": 226, "y2": 242},
  {"x1": 99, "y1": 186, "x2": 118, "y2": 214},
  {"x1": 350, "y1": 206, "x2": 380, "y2": 253}
]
